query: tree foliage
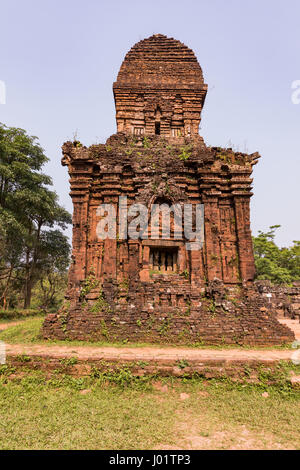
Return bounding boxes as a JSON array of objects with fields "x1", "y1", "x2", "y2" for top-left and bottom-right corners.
[
  {"x1": 253, "y1": 225, "x2": 300, "y2": 284},
  {"x1": 0, "y1": 123, "x2": 71, "y2": 309}
]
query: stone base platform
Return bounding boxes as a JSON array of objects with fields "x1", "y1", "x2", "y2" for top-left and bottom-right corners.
[{"x1": 5, "y1": 341, "x2": 300, "y2": 384}]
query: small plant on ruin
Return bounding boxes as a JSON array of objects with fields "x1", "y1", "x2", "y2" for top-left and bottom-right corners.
[
  {"x1": 16, "y1": 355, "x2": 31, "y2": 363},
  {"x1": 142, "y1": 136, "x2": 151, "y2": 148},
  {"x1": 62, "y1": 300, "x2": 71, "y2": 312},
  {"x1": 90, "y1": 289, "x2": 112, "y2": 313},
  {"x1": 59, "y1": 312, "x2": 68, "y2": 333},
  {"x1": 228, "y1": 256, "x2": 238, "y2": 266},
  {"x1": 184, "y1": 298, "x2": 191, "y2": 314},
  {"x1": 181, "y1": 269, "x2": 189, "y2": 279},
  {"x1": 211, "y1": 254, "x2": 219, "y2": 264},
  {"x1": 60, "y1": 357, "x2": 78, "y2": 367},
  {"x1": 184, "y1": 306, "x2": 191, "y2": 316},
  {"x1": 137, "y1": 360, "x2": 149, "y2": 369},
  {"x1": 165, "y1": 182, "x2": 172, "y2": 195},
  {"x1": 73, "y1": 140, "x2": 82, "y2": 148},
  {"x1": 119, "y1": 278, "x2": 129, "y2": 292},
  {"x1": 152, "y1": 181, "x2": 159, "y2": 192},
  {"x1": 80, "y1": 273, "x2": 99, "y2": 299},
  {"x1": 178, "y1": 148, "x2": 190, "y2": 161},
  {"x1": 158, "y1": 317, "x2": 172, "y2": 336},
  {"x1": 176, "y1": 359, "x2": 190, "y2": 369},
  {"x1": 146, "y1": 315, "x2": 155, "y2": 330},
  {"x1": 100, "y1": 319, "x2": 109, "y2": 339},
  {"x1": 217, "y1": 153, "x2": 230, "y2": 163}
]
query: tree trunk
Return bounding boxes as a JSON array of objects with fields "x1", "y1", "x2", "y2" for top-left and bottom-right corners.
[
  {"x1": 24, "y1": 277, "x2": 32, "y2": 309},
  {"x1": 23, "y1": 248, "x2": 32, "y2": 308},
  {"x1": 0, "y1": 265, "x2": 13, "y2": 310}
]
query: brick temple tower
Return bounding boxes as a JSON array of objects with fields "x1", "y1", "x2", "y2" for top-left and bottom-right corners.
[
  {"x1": 43, "y1": 35, "x2": 294, "y2": 345},
  {"x1": 113, "y1": 34, "x2": 207, "y2": 139}
]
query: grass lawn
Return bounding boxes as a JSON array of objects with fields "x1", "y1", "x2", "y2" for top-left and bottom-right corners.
[
  {"x1": 0, "y1": 315, "x2": 43, "y2": 325},
  {"x1": 1, "y1": 318, "x2": 299, "y2": 450},
  {"x1": 0, "y1": 371, "x2": 299, "y2": 450},
  {"x1": 0, "y1": 317, "x2": 294, "y2": 350},
  {"x1": 0, "y1": 317, "x2": 161, "y2": 348},
  {"x1": 0, "y1": 317, "x2": 46, "y2": 343}
]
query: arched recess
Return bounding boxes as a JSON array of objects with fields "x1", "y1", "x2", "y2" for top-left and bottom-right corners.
[{"x1": 146, "y1": 196, "x2": 184, "y2": 273}]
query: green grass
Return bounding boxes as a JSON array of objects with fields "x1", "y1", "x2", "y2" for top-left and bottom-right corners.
[
  {"x1": 0, "y1": 317, "x2": 295, "y2": 350},
  {"x1": 0, "y1": 377, "x2": 174, "y2": 449},
  {"x1": 0, "y1": 317, "x2": 176, "y2": 348},
  {"x1": 0, "y1": 309, "x2": 44, "y2": 321},
  {"x1": 0, "y1": 371, "x2": 299, "y2": 449},
  {"x1": 0, "y1": 315, "x2": 43, "y2": 325},
  {"x1": 0, "y1": 317, "x2": 24, "y2": 324},
  {"x1": 0, "y1": 317, "x2": 44, "y2": 343}
]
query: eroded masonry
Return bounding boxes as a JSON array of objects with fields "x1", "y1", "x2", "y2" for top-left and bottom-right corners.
[{"x1": 43, "y1": 35, "x2": 294, "y2": 344}]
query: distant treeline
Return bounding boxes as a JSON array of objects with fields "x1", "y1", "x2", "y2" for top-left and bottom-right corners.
[{"x1": 252, "y1": 225, "x2": 300, "y2": 285}]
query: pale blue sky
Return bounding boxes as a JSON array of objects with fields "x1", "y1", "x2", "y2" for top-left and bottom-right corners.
[{"x1": 0, "y1": 0, "x2": 299, "y2": 246}]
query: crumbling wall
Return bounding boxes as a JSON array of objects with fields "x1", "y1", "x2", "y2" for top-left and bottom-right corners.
[
  {"x1": 43, "y1": 279, "x2": 294, "y2": 345},
  {"x1": 256, "y1": 281, "x2": 300, "y2": 320}
]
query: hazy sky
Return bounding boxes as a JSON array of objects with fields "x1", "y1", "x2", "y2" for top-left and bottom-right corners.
[{"x1": 0, "y1": 0, "x2": 299, "y2": 246}]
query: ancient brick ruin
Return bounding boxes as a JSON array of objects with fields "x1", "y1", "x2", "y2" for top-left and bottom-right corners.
[
  {"x1": 43, "y1": 35, "x2": 294, "y2": 345},
  {"x1": 256, "y1": 281, "x2": 300, "y2": 320}
]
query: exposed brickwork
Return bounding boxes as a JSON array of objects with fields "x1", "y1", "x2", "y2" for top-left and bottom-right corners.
[
  {"x1": 5, "y1": 354, "x2": 298, "y2": 385},
  {"x1": 43, "y1": 35, "x2": 294, "y2": 345},
  {"x1": 256, "y1": 281, "x2": 300, "y2": 320},
  {"x1": 113, "y1": 34, "x2": 207, "y2": 139}
]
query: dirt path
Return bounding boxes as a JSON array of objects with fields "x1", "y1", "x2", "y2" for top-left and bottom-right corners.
[
  {"x1": 0, "y1": 321, "x2": 24, "y2": 331},
  {"x1": 157, "y1": 418, "x2": 296, "y2": 450},
  {"x1": 278, "y1": 318, "x2": 300, "y2": 340}
]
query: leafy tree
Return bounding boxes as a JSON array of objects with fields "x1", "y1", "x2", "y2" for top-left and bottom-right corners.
[
  {"x1": 19, "y1": 186, "x2": 71, "y2": 307},
  {"x1": 253, "y1": 225, "x2": 300, "y2": 284},
  {"x1": 34, "y1": 230, "x2": 70, "y2": 309},
  {"x1": 0, "y1": 210, "x2": 25, "y2": 308},
  {"x1": 0, "y1": 123, "x2": 71, "y2": 308}
]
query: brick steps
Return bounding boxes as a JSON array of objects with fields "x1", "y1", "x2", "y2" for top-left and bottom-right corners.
[
  {"x1": 278, "y1": 318, "x2": 300, "y2": 340},
  {"x1": 5, "y1": 342, "x2": 299, "y2": 383}
]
